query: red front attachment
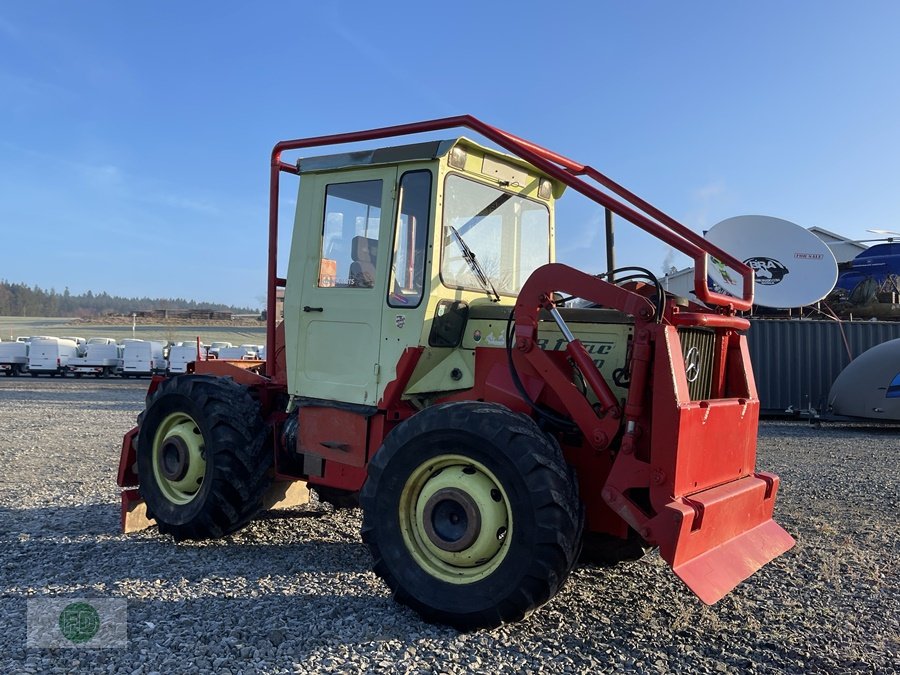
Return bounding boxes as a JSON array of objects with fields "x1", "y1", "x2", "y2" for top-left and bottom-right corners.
[
  {"x1": 515, "y1": 267, "x2": 794, "y2": 604},
  {"x1": 603, "y1": 324, "x2": 795, "y2": 603}
]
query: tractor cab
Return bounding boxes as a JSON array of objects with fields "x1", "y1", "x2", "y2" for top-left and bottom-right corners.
[{"x1": 283, "y1": 138, "x2": 564, "y2": 407}]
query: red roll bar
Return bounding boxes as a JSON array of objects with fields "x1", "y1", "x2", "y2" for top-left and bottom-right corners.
[{"x1": 266, "y1": 115, "x2": 754, "y2": 380}]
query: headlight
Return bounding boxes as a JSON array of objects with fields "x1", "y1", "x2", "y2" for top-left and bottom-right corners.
[
  {"x1": 448, "y1": 146, "x2": 467, "y2": 170},
  {"x1": 539, "y1": 178, "x2": 553, "y2": 200}
]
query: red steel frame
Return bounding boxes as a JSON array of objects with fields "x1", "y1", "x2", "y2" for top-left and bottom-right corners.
[{"x1": 265, "y1": 115, "x2": 755, "y2": 380}]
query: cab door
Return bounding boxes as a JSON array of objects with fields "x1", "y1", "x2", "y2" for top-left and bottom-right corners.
[{"x1": 295, "y1": 167, "x2": 397, "y2": 405}]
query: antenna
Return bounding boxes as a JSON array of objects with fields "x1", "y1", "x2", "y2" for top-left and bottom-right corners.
[
  {"x1": 838, "y1": 229, "x2": 900, "y2": 245},
  {"x1": 856, "y1": 228, "x2": 900, "y2": 243},
  {"x1": 705, "y1": 215, "x2": 839, "y2": 308}
]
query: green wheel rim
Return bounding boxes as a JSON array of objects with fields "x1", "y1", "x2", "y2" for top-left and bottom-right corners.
[
  {"x1": 399, "y1": 454, "x2": 512, "y2": 584},
  {"x1": 151, "y1": 411, "x2": 207, "y2": 505}
]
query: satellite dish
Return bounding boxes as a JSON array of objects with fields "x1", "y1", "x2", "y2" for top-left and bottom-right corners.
[{"x1": 705, "y1": 215, "x2": 838, "y2": 308}]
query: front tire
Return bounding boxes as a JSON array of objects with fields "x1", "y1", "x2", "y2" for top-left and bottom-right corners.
[
  {"x1": 360, "y1": 401, "x2": 583, "y2": 630},
  {"x1": 136, "y1": 374, "x2": 273, "y2": 540}
]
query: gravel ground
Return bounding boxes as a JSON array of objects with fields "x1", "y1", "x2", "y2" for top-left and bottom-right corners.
[{"x1": 0, "y1": 378, "x2": 897, "y2": 674}]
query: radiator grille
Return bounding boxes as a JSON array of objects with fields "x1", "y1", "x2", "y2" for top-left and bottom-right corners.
[{"x1": 678, "y1": 328, "x2": 716, "y2": 400}]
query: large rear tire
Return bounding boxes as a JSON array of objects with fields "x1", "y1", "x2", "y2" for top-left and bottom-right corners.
[
  {"x1": 136, "y1": 374, "x2": 273, "y2": 540},
  {"x1": 360, "y1": 401, "x2": 583, "y2": 630}
]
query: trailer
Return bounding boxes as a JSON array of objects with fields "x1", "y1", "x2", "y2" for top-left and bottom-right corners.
[
  {"x1": 68, "y1": 343, "x2": 124, "y2": 378},
  {"x1": 217, "y1": 346, "x2": 257, "y2": 360},
  {"x1": 0, "y1": 341, "x2": 29, "y2": 376}
]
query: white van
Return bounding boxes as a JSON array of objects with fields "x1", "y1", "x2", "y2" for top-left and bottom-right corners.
[
  {"x1": 167, "y1": 345, "x2": 202, "y2": 374},
  {"x1": 217, "y1": 346, "x2": 257, "y2": 360},
  {"x1": 60, "y1": 336, "x2": 87, "y2": 356},
  {"x1": 239, "y1": 344, "x2": 262, "y2": 358},
  {"x1": 121, "y1": 340, "x2": 167, "y2": 378},
  {"x1": 68, "y1": 343, "x2": 124, "y2": 378},
  {"x1": 0, "y1": 341, "x2": 29, "y2": 376},
  {"x1": 28, "y1": 338, "x2": 79, "y2": 377},
  {"x1": 208, "y1": 341, "x2": 233, "y2": 358},
  {"x1": 87, "y1": 337, "x2": 117, "y2": 346}
]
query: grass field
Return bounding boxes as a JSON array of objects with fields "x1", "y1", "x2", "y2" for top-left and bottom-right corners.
[{"x1": 0, "y1": 316, "x2": 266, "y2": 347}]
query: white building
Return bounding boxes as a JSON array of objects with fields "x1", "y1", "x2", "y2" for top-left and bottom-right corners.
[{"x1": 806, "y1": 226, "x2": 868, "y2": 263}]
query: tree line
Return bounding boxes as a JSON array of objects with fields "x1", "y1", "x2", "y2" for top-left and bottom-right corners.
[{"x1": 0, "y1": 280, "x2": 254, "y2": 317}]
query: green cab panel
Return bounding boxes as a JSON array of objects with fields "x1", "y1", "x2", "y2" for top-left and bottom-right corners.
[
  {"x1": 284, "y1": 167, "x2": 397, "y2": 405},
  {"x1": 401, "y1": 304, "x2": 633, "y2": 402}
]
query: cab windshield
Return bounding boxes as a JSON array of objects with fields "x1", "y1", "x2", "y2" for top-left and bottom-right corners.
[{"x1": 441, "y1": 174, "x2": 550, "y2": 296}]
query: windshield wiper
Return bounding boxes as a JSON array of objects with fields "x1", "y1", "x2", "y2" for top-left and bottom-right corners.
[
  {"x1": 455, "y1": 192, "x2": 513, "y2": 238},
  {"x1": 448, "y1": 225, "x2": 501, "y2": 302}
]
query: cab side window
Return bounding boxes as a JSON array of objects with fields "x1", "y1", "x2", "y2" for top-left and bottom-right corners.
[
  {"x1": 319, "y1": 180, "x2": 383, "y2": 288},
  {"x1": 388, "y1": 171, "x2": 431, "y2": 307}
]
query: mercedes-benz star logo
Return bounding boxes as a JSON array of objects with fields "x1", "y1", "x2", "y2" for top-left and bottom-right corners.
[{"x1": 684, "y1": 346, "x2": 701, "y2": 383}]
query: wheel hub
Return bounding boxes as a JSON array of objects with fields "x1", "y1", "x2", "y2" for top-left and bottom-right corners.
[
  {"x1": 159, "y1": 436, "x2": 190, "y2": 481},
  {"x1": 400, "y1": 455, "x2": 512, "y2": 583},
  {"x1": 151, "y1": 412, "x2": 207, "y2": 505},
  {"x1": 423, "y1": 487, "x2": 482, "y2": 552}
]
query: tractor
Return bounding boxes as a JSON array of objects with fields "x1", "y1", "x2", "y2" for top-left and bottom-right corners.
[{"x1": 117, "y1": 116, "x2": 794, "y2": 629}]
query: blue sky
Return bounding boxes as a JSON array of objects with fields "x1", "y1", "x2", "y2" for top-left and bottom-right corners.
[{"x1": 1, "y1": 2, "x2": 898, "y2": 308}]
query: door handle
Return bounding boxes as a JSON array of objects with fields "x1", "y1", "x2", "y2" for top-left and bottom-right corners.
[{"x1": 303, "y1": 306, "x2": 324, "y2": 312}]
